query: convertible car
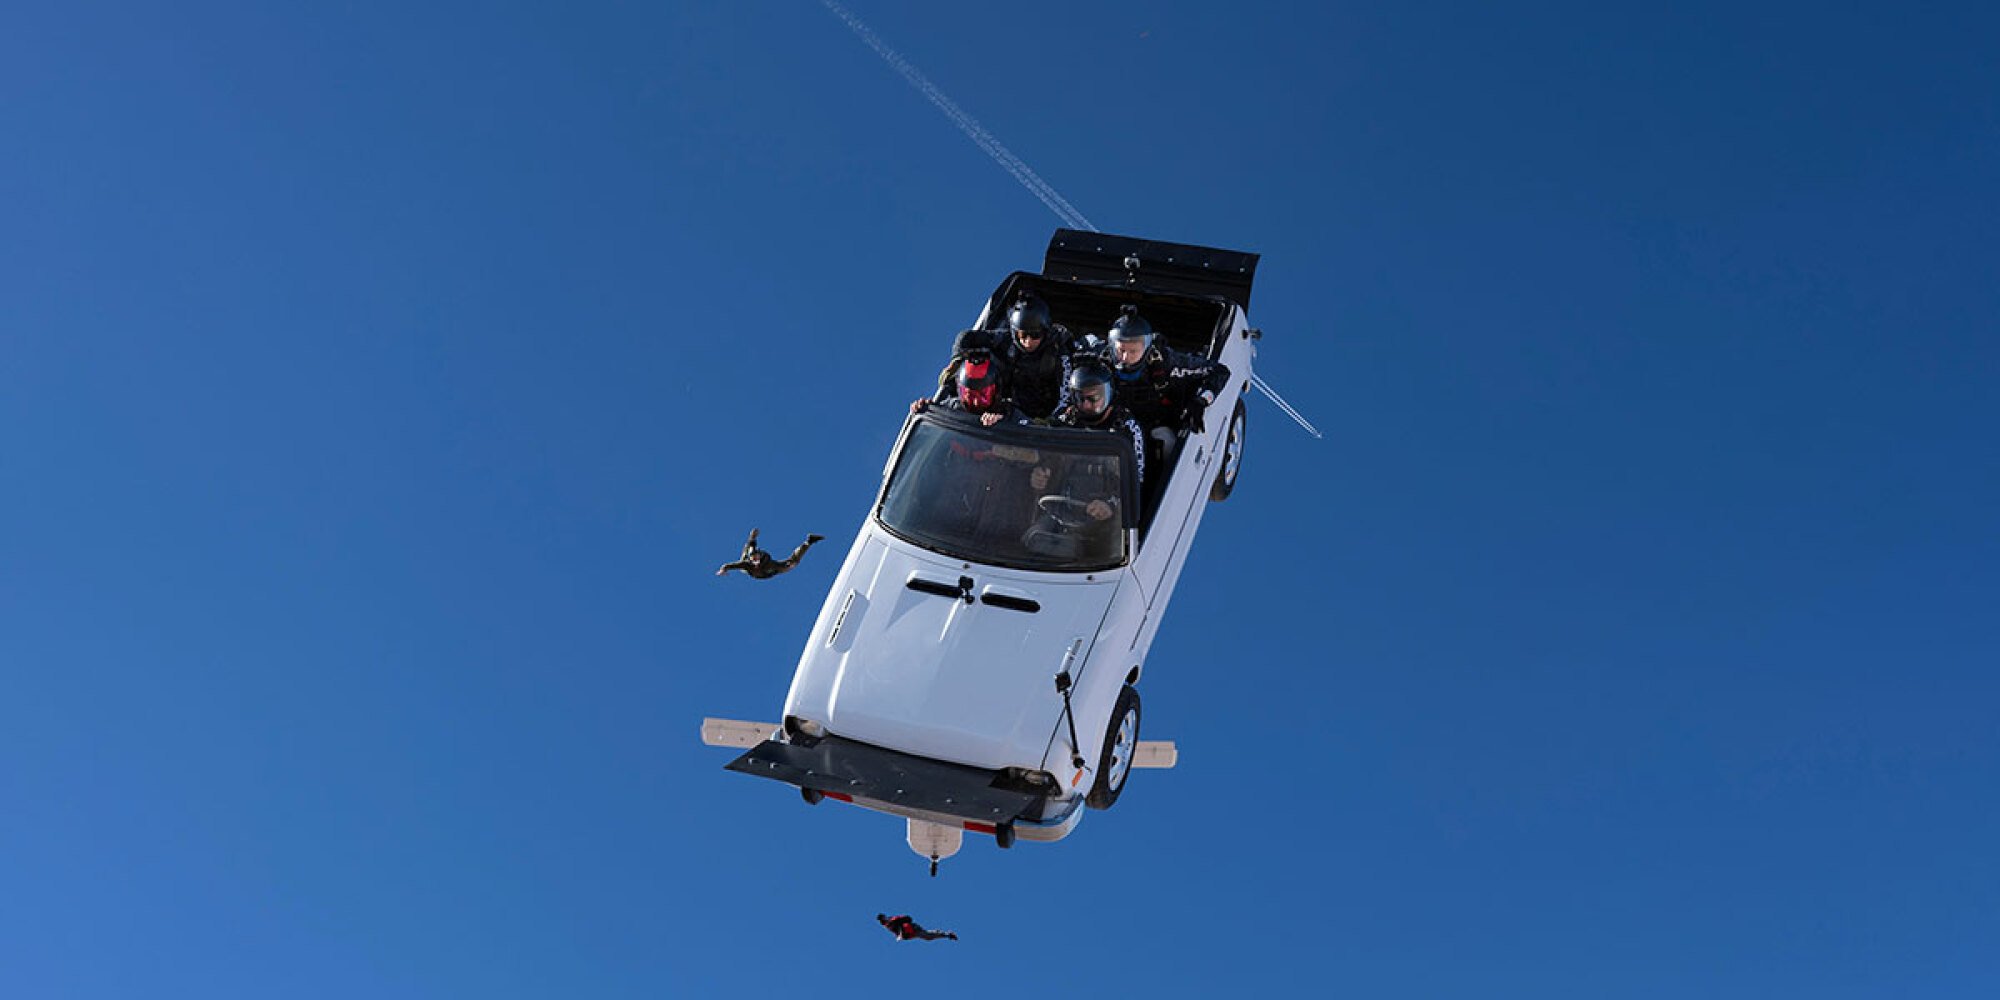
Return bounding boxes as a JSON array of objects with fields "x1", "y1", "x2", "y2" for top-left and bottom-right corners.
[{"x1": 703, "y1": 229, "x2": 1262, "y2": 868}]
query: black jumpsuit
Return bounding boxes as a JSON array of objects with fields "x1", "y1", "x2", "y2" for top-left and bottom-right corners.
[
  {"x1": 1050, "y1": 403, "x2": 1147, "y2": 491},
  {"x1": 1100, "y1": 344, "x2": 1230, "y2": 433}
]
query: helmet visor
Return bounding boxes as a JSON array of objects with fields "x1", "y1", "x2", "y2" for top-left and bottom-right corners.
[
  {"x1": 957, "y1": 355, "x2": 999, "y2": 410},
  {"x1": 1076, "y1": 383, "x2": 1111, "y2": 415}
]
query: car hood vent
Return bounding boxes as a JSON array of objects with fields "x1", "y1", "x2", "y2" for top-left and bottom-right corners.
[
  {"x1": 979, "y1": 592, "x2": 1040, "y2": 614},
  {"x1": 906, "y1": 575, "x2": 970, "y2": 601}
]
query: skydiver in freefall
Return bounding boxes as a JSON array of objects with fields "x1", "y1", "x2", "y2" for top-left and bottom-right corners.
[
  {"x1": 715, "y1": 528, "x2": 824, "y2": 579},
  {"x1": 877, "y1": 913, "x2": 958, "y2": 942}
]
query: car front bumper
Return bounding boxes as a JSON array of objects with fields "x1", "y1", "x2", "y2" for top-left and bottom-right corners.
[{"x1": 726, "y1": 734, "x2": 1052, "y2": 828}]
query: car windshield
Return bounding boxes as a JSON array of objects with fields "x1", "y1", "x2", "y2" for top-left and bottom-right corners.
[{"x1": 877, "y1": 419, "x2": 1130, "y2": 572}]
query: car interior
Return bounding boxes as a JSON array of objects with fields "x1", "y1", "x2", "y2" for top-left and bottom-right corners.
[{"x1": 983, "y1": 273, "x2": 1233, "y2": 539}]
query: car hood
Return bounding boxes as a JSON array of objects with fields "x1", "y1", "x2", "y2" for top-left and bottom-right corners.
[{"x1": 794, "y1": 536, "x2": 1119, "y2": 771}]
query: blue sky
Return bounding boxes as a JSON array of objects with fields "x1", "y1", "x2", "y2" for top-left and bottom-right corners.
[{"x1": 3, "y1": 1, "x2": 1996, "y2": 996}]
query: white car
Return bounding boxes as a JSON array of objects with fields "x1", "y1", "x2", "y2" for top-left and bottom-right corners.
[{"x1": 704, "y1": 230, "x2": 1260, "y2": 867}]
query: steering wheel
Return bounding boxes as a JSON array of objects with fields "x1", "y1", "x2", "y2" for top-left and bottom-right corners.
[{"x1": 1037, "y1": 495, "x2": 1095, "y2": 529}]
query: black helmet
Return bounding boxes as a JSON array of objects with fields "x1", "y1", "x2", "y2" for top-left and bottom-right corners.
[
  {"x1": 951, "y1": 328, "x2": 992, "y2": 360},
  {"x1": 1106, "y1": 305, "x2": 1153, "y2": 366},
  {"x1": 1067, "y1": 358, "x2": 1115, "y2": 418},
  {"x1": 1007, "y1": 294, "x2": 1052, "y2": 339}
]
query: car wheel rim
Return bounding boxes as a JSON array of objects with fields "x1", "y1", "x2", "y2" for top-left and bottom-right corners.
[
  {"x1": 1221, "y1": 411, "x2": 1244, "y2": 485},
  {"x1": 1107, "y1": 707, "x2": 1138, "y2": 791}
]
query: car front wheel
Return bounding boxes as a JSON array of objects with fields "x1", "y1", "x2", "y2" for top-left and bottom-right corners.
[{"x1": 1086, "y1": 686, "x2": 1141, "y2": 810}]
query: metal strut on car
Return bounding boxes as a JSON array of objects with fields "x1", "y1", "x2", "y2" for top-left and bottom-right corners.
[
  {"x1": 1053, "y1": 639, "x2": 1089, "y2": 770},
  {"x1": 1053, "y1": 669, "x2": 1087, "y2": 771}
]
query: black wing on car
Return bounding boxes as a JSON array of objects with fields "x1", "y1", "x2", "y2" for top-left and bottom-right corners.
[{"x1": 1041, "y1": 228, "x2": 1260, "y2": 312}]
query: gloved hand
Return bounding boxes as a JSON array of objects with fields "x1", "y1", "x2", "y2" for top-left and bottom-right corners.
[
  {"x1": 1185, "y1": 389, "x2": 1216, "y2": 433},
  {"x1": 1185, "y1": 403, "x2": 1207, "y2": 435}
]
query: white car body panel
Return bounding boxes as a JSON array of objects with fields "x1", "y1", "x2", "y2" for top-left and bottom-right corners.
[{"x1": 785, "y1": 536, "x2": 1119, "y2": 770}]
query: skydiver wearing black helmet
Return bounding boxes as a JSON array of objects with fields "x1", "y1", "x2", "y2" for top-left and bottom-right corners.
[
  {"x1": 1020, "y1": 359, "x2": 1144, "y2": 547},
  {"x1": 986, "y1": 292, "x2": 1076, "y2": 419},
  {"x1": 1050, "y1": 358, "x2": 1145, "y2": 493}
]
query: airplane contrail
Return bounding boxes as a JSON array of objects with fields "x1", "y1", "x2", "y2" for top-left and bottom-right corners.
[
  {"x1": 818, "y1": 0, "x2": 1096, "y2": 232},
  {"x1": 817, "y1": 3, "x2": 1321, "y2": 439}
]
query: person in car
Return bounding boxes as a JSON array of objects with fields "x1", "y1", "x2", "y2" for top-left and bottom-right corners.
[
  {"x1": 927, "y1": 328, "x2": 1012, "y2": 407},
  {"x1": 949, "y1": 292, "x2": 1074, "y2": 419},
  {"x1": 877, "y1": 913, "x2": 958, "y2": 942},
  {"x1": 911, "y1": 349, "x2": 1027, "y2": 427},
  {"x1": 1050, "y1": 358, "x2": 1145, "y2": 499},
  {"x1": 715, "y1": 528, "x2": 824, "y2": 579},
  {"x1": 908, "y1": 361, "x2": 1032, "y2": 541},
  {"x1": 1025, "y1": 359, "x2": 1147, "y2": 550},
  {"x1": 1093, "y1": 304, "x2": 1230, "y2": 440}
]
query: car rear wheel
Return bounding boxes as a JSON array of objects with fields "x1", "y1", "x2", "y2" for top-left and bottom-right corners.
[
  {"x1": 1086, "y1": 686, "x2": 1141, "y2": 810},
  {"x1": 1209, "y1": 399, "x2": 1246, "y2": 501}
]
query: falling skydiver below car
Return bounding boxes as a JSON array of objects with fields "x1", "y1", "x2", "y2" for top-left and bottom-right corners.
[{"x1": 702, "y1": 229, "x2": 1265, "y2": 871}]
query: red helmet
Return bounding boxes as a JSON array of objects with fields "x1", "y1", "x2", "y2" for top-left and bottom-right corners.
[{"x1": 957, "y1": 355, "x2": 1001, "y2": 410}]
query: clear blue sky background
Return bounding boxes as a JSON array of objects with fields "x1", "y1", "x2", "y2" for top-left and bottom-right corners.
[{"x1": 4, "y1": 2, "x2": 1996, "y2": 996}]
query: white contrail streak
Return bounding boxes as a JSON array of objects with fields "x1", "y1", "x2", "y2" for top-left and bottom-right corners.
[
  {"x1": 1250, "y1": 374, "x2": 1324, "y2": 439},
  {"x1": 818, "y1": 0, "x2": 1096, "y2": 232},
  {"x1": 818, "y1": 3, "x2": 1321, "y2": 440}
]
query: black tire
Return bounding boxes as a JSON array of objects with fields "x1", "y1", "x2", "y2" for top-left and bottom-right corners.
[
  {"x1": 1209, "y1": 399, "x2": 1246, "y2": 502},
  {"x1": 1085, "y1": 686, "x2": 1141, "y2": 810}
]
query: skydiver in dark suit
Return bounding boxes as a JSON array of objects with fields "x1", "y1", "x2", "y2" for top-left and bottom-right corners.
[
  {"x1": 877, "y1": 913, "x2": 958, "y2": 942},
  {"x1": 715, "y1": 528, "x2": 824, "y2": 579}
]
